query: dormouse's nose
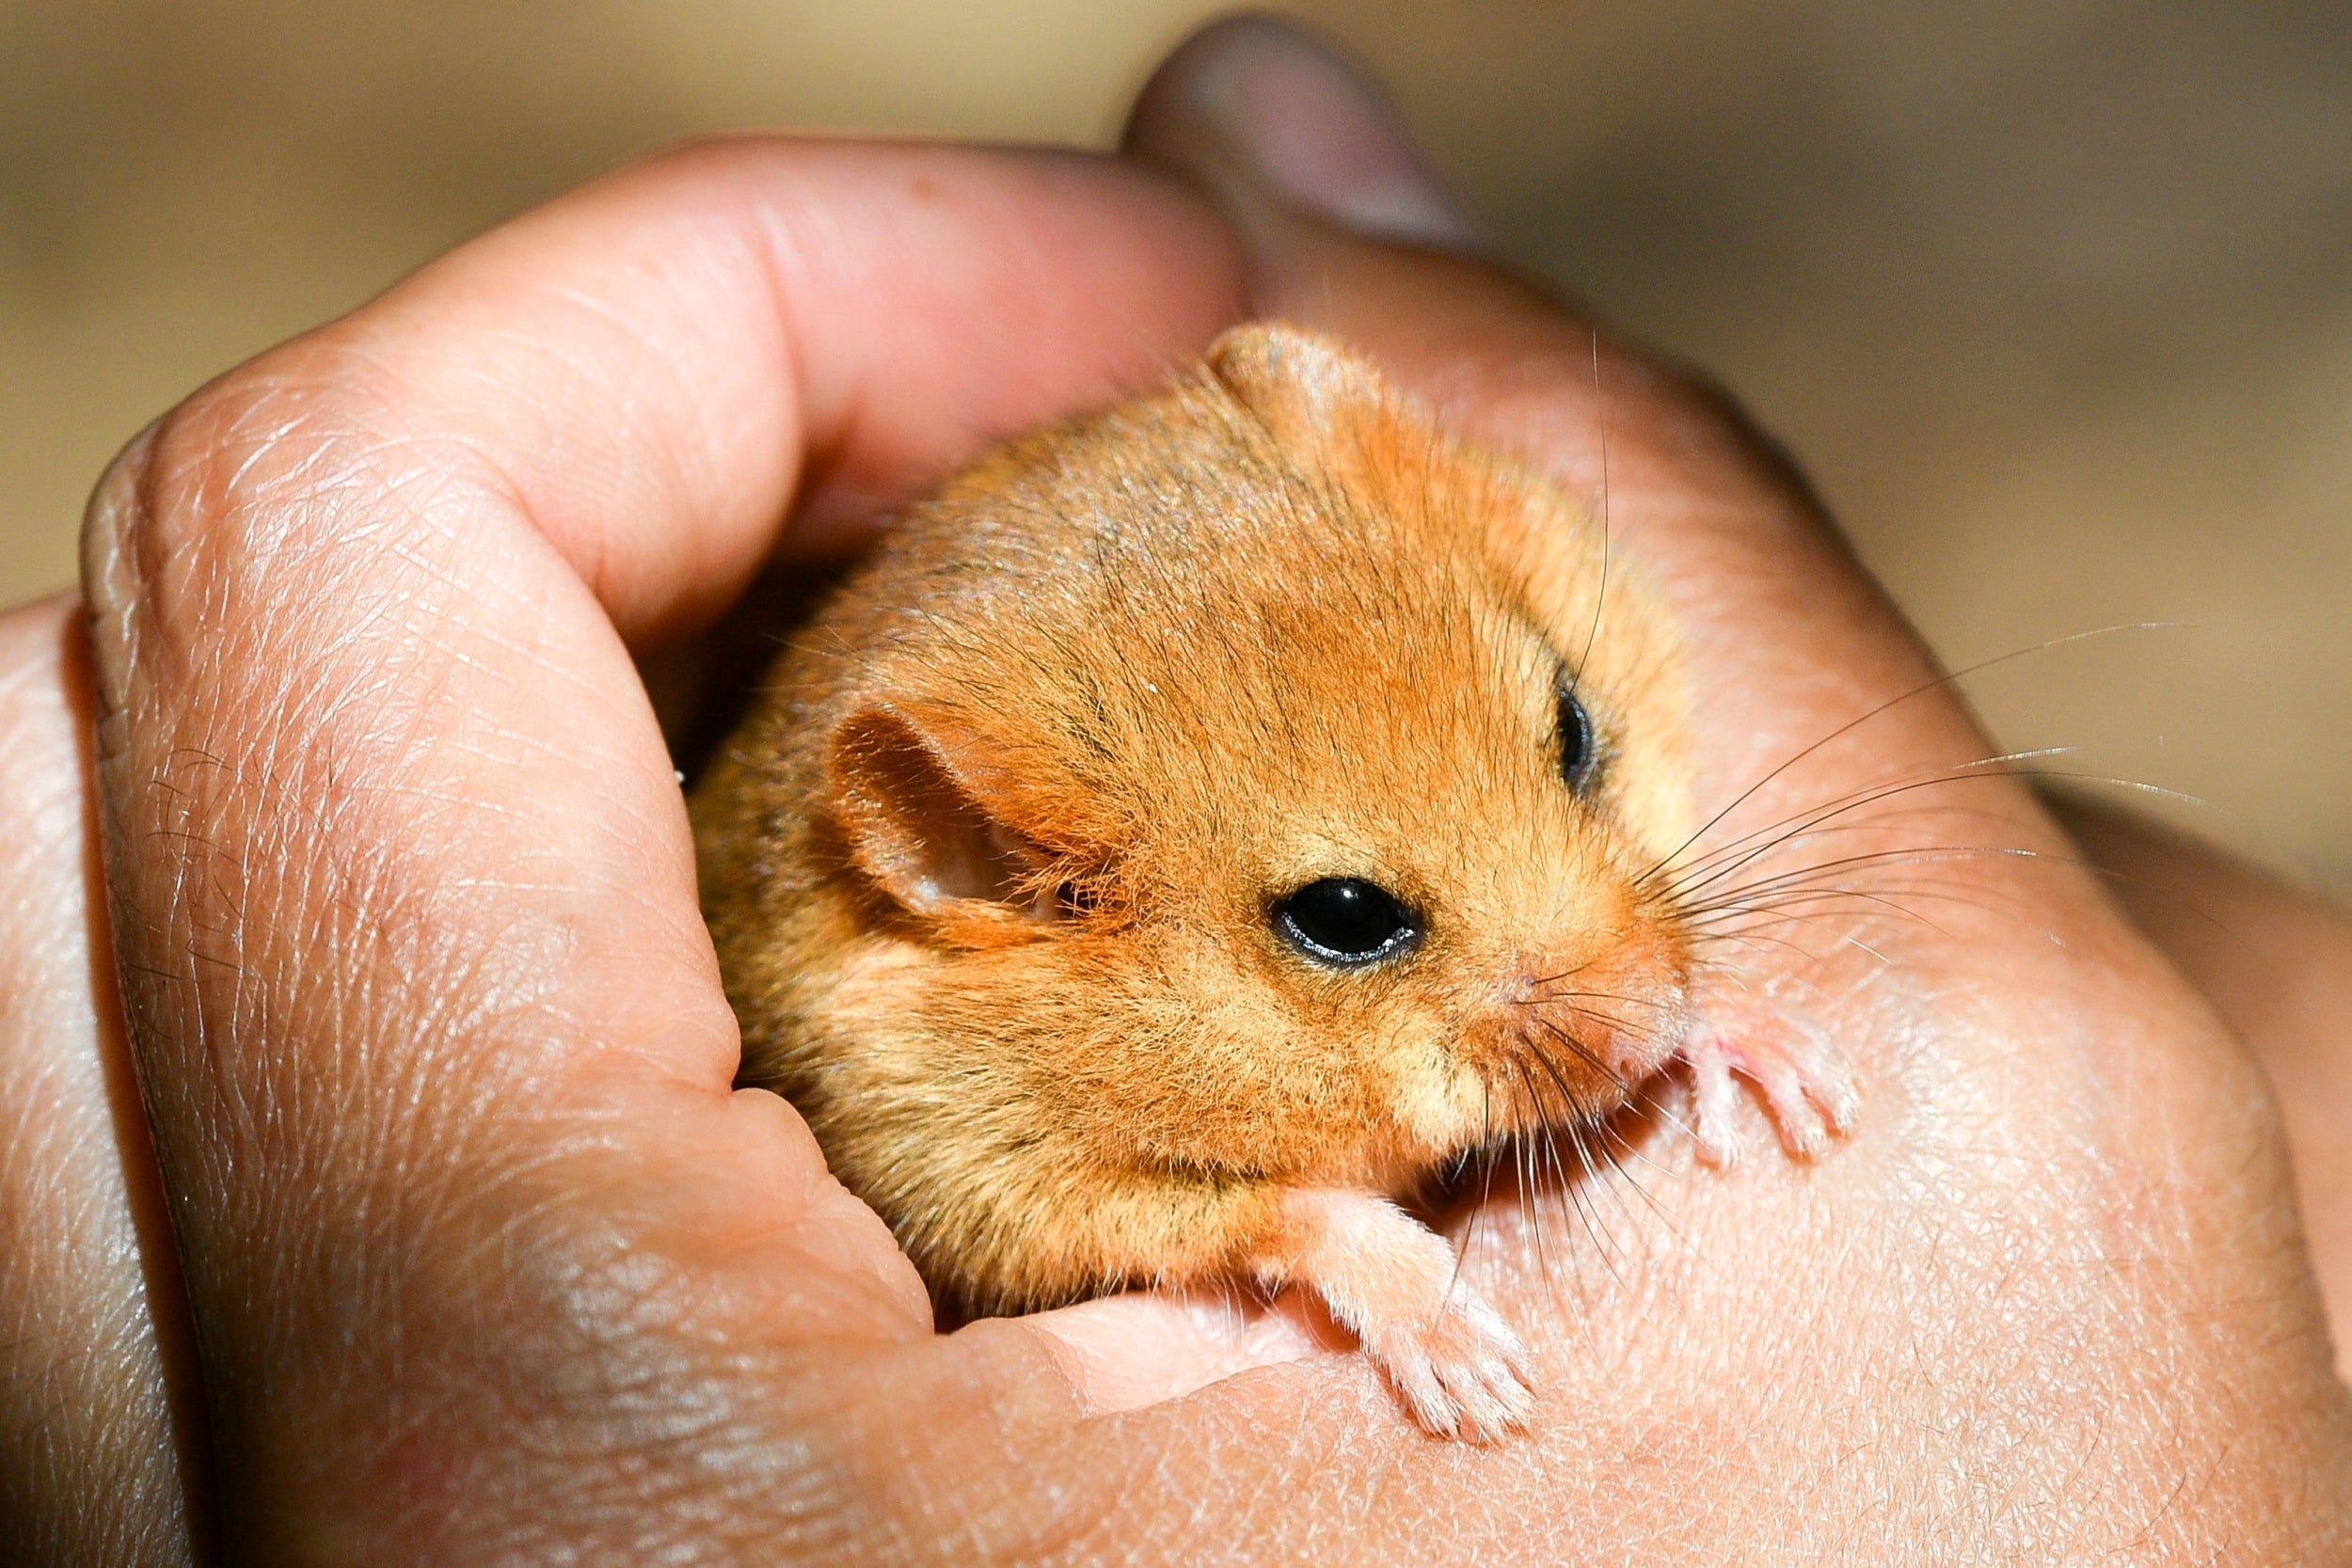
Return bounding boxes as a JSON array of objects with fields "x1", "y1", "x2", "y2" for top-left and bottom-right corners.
[{"x1": 1472, "y1": 926, "x2": 1691, "y2": 1128}]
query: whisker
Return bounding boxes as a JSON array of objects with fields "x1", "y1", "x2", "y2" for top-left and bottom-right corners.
[
  {"x1": 1511, "y1": 1061, "x2": 1553, "y2": 1289},
  {"x1": 1446, "y1": 1076, "x2": 1495, "y2": 1307},
  {"x1": 1680, "y1": 844, "x2": 2066, "y2": 911},
  {"x1": 1514, "y1": 987, "x2": 1677, "y2": 1012},
  {"x1": 1688, "y1": 870, "x2": 2054, "y2": 921},
  {"x1": 1659, "y1": 759, "x2": 2212, "y2": 911},
  {"x1": 1593, "y1": 1114, "x2": 1675, "y2": 1230},
  {"x1": 1559, "y1": 1123, "x2": 1625, "y2": 1277},
  {"x1": 1681, "y1": 847, "x2": 2098, "y2": 931},
  {"x1": 1540, "y1": 1108, "x2": 1612, "y2": 1276},
  {"x1": 1533, "y1": 1015, "x2": 1637, "y2": 1099},
  {"x1": 1571, "y1": 326, "x2": 1613, "y2": 689},
  {"x1": 1634, "y1": 624, "x2": 2183, "y2": 885},
  {"x1": 1713, "y1": 886, "x2": 1963, "y2": 942},
  {"x1": 1692, "y1": 883, "x2": 2045, "y2": 945},
  {"x1": 1655, "y1": 749, "x2": 2072, "y2": 902},
  {"x1": 1524, "y1": 1039, "x2": 1641, "y2": 1277},
  {"x1": 1519, "y1": 958, "x2": 1599, "y2": 990},
  {"x1": 1530, "y1": 1024, "x2": 1605, "y2": 1118},
  {"x1": 1689, "y1": 910, "x2": 1903, "y2": 969},
  {"x1": 1679, "y1": 925, "x2": 1820, "y2": 960},
  {"x1": 1563, "y1": 1110, "x2": 1631, "y2": 1241}
]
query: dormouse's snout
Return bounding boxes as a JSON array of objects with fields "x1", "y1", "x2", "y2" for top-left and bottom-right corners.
[{"x1": 1473, "y1": 924, "x2": 1692, "y2": 1127}]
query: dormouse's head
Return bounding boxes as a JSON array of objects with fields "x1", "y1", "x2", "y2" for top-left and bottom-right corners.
[{"x1": 802, "y1": 325, "x2": 1695, "y2": 1188}]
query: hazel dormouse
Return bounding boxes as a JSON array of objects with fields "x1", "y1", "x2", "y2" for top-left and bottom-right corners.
[{"x1": 690, "y1": 325, "x2": 1855, "y2": 1440}]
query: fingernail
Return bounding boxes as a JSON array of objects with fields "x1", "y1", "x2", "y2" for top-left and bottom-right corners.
[{"x1": 1143, "y1": 16, "x2": 1487, "y2": 252}]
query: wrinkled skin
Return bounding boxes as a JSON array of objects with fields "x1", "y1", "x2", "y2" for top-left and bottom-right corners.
[{"x1": 6, "y1": 16, "x2": 2352, "y2": 1562}]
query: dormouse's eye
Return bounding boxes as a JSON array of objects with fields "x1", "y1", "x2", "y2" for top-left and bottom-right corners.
[
  {"x1": 1557, "y1": 682, "x2": 1597, "y2": 791},
  {"x1": 1274, "y1": 878, "x2": 1422, "y2": 967}
]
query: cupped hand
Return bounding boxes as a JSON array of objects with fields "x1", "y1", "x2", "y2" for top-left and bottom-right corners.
[{"x1": 15, "y1": 16, "x2": 2352, "y2": 1562}]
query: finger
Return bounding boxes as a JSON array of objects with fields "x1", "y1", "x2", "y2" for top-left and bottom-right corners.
[
  {"x1": 1024, "y1": 1290, "x2": 1337, "y2": 1416},
  {"x1": 0, "y1": 596, "x2": 203, "y2": 1564},
  {"x1": 83, "y1": 142, "x2": 1246, "y2": 1553},
  {"x1": 120, "y1": 141, "x2": 1244, "y2": 647},
  {"x1": 1123, "y1": 17, "x2": 1836, "y2": 566}
]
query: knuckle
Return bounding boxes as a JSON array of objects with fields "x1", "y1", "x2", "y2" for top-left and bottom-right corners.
[
  {"x1": 90, "y1": 335, "x2": 423, "y2": 618},
  {"x1": 140, "y1": 356, "x2": 346, "y2": 553}
]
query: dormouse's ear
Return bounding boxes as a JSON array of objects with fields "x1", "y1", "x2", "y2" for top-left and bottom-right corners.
[
  {"x1": 828, "y1": 705, "x2": 1057, "y2": 937},
  {"x1": 1206, "y1": 323, "x2": 1397, "y2": 447}
]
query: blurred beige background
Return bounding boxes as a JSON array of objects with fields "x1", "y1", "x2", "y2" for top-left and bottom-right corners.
[{"x1": 6, "y1": 1, "x2": 2349, "y2": 888}]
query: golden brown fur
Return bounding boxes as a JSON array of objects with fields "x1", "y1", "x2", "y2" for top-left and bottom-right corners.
[{"x1": 692, "y1": 325, "x2": 1703, "y2": 1326}]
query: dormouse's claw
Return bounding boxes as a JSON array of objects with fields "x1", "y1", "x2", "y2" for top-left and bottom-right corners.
[
  {"x1": 1372, "y1": 1297, "x2": 1536, "y2": 1441},
  {"x1": 1680, "y1": 999, "x2": 1857, "y2": 1165},
  {"x1": 1812, "y1": 1055, "x2": 1862, "y2": 1133},
  {"x1": 1756, "y1": 1061, "x2": 1831, "y2": 1157},
  {"x1": 1378, "y1": 1312, "x2": 1535, "y2": 1441},
  {"x1": 1684, "y1": 1032, "x2": 1743, "y2": 1166}
]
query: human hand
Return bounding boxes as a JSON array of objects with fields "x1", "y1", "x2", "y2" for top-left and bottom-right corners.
[
  {"x1": 0, "y1": 595, "x2": 200, "y2": 1565},
  {"x1": 22, "y1": 16, "x2": 2352, "y2": 1560}
]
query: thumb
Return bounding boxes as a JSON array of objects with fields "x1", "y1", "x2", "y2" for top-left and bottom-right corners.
[
  {"x1": 1122, "y1": 13, "x2": 1487, "y2": 258},
  {"x1": 1122, "y1": 14, "x2": 1834, "y2": 543}
]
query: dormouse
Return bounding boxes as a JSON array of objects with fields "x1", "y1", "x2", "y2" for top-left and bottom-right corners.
[{"x1": 691, "y1": 325, "x2": 1854, "y2": 1439}]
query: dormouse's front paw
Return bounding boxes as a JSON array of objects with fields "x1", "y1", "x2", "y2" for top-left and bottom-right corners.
[
  {"x1": 1262, "y1": 1188, "x2": 1535, "y2": 1441},
  {"x1": 1680, "y1": 993, "x2": 1859, "y2": 1165},
  {"x1": 1362, "y1": 1287, "x2": 1534, "y2": 1441}
]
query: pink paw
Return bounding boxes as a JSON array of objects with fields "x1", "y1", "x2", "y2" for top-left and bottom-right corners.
[
  {"x1": 1265, "y1": 1189, "x2": 1538, "y2": 1441},
  {"x1": 1681, "y1": 1001, "x2": 1858, "y2": 1165},
  {"x1": 1365, "y1": 1289, "x2": 1534, "y2": 1442}
]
